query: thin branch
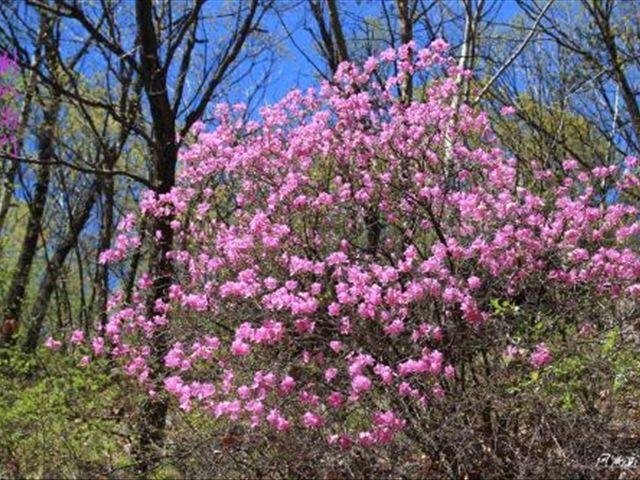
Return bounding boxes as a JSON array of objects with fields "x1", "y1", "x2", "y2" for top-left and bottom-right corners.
[
  {"x1": 0, "y1": 153, "x2": 153, "y2": 189},
  {"x1": 473, "y1": 0, "x2": 554, "y2": 105},
  {"x1": 181, "y1": 0, "x2": 262, "y2": 136}
]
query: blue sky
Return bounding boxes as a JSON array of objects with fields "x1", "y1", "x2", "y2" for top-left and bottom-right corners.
[{"x1": 231, "y1": 0, "x2": 524, "y2": 108}]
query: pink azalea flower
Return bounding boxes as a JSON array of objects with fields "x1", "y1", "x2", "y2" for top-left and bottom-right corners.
[
  {"x1": 44, "y1": 337, "x2": 62, "y2": 351},
  {"x1": 530, "y1": 343, "x2": 553, "y2": 369}
]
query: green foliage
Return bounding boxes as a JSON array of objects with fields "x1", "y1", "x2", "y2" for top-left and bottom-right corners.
[
  {"x1": 492, "y1": 94, "x2": 610, "y2": 174},
  {"x1": 509, "y1": 324, "x2": 640, "y2": 415},
  {"x1": 0, "y1": 347, "x2": 135, "y2": 478},
  {"x1": 489, "y1": 298, "x2": 520, "y2": 318}
]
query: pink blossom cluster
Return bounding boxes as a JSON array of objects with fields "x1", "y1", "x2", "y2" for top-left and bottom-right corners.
[
  {"x1": 53, "y1": 41, "x2": 640, "y2": 447},
  {"x1": 530, "y1": 343, "x2": 553, "y2": 369}
]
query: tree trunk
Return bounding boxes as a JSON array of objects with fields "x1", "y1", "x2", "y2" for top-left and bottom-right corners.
[
  {"x1": 133, "y1": 0, "x2": 178, "y2": 474},
  {"x1": 1, "y1": 98, "x2": 59, "y2": 343},
  {"x1": 326, "y1": 0, "x2": 349, "y2": 64},
  {"x1": 22, "y1": 180, "x2": 98, "y2": 352},
  {"x1": 397, "y1": 0, "x2": 415, "y2": 103},
  {"x1": 124, "y1": 217, "x2": 146, "y2": 304},
  {"x1": 0, "y1": 18, "x2": 46, "y2": 238},
  {"x1": 133, "y1": 148, "x2": 176, "y2": 476},
  {"x1": 93, "y1": 155, "x2": 115, "y2": 328},
  {"x1": 0, "y1": 86, "x2": 35, "y2": 236}
]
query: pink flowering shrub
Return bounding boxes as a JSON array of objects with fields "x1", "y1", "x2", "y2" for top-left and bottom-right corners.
[{"x1": 67, "y1": 41, "x2": 640, "y2": 468}]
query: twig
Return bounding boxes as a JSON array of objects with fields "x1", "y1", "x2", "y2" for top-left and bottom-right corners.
[
  {"x1": 473, "y1": 0, "x2": 555, "y2": 105},
  {"x1": 0, "y1": 152, "x2": 153, "y2": 188}
]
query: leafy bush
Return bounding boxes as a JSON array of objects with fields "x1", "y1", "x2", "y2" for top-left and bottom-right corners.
[{"x1": 0, "y1": 347, "x2": 135, "y2": 478}]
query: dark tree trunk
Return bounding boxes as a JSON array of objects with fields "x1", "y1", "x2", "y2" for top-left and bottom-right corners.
[
  {"x1": 308, "y1": 0, "x2": 338, "y2": 73},
  {"x1": 326, "y1": 0, "x2": 349, "y2": 64},
  {"x1": 0, "y1": 90, "x2": 35, "y2": 236},
  {"x1": 93, "y1": 171, "x2": 114, "y2": 329},
  {"x1": 124, "y1": 218, "x2": 146, "y2": 304},
  {"x1": 0, "y1": 18, "x2": 45, "y2": 239},
  {"x1": 22, "y1": 181, "x2": 98, "y2": 352},
  {"x1": 397, "y1": 0, "x2": 415, "y2": 103},
  {"x1": 133, "y1": 148, "x2": 176, "y2": 476},
  {"x1": 133, "y1": 0, "x2": 177, "y2": 474},
  {"x1": 129, "y1": 0, "x2": 261, "y2": 472},
  {"x1": 1, "y1": 99, "x2": 59, "y2": 343}
]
